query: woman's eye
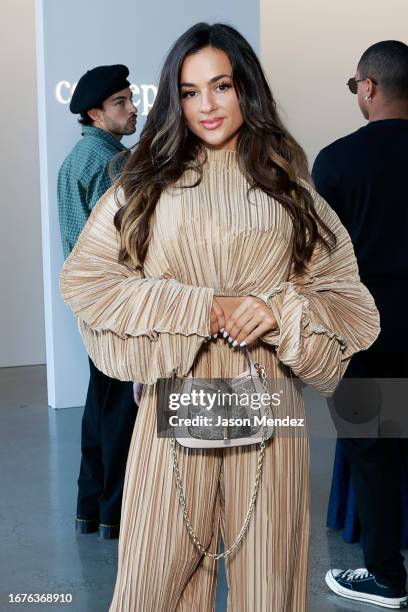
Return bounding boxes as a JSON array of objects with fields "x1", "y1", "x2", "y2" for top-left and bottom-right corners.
[
  {"x1": 181, "y1": 90, "x2": 196, "y2": 99},
  {"x1": 216, "y1": 82, "x2": 232, "y2": 92}
]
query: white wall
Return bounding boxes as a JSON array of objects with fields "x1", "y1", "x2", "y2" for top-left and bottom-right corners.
[
  {"x1": 261, "y1": 0, "x2": 408, "y2": 165},
  {"x1": 0, "y1": 0, "x2": 45, "y2": 367}
]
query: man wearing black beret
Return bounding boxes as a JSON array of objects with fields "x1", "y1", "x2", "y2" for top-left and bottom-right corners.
[{"x1": 57, "y1": 64, "x2": 138, "y2": 540}]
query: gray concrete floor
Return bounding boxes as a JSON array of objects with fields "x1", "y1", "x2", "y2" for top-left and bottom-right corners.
[{"x1": 1, "y1": 366, "x2": 406, "y2": 612}]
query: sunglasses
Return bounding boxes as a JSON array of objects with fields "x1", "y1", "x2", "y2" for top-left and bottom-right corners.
[{"x1": 347, "y1": 76, "x2": 378, "y2": 94}]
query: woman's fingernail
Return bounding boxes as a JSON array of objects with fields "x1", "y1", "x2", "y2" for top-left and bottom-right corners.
[
  {"x1": 220, "y1": 328, "x2": 225, "y2": 333},
  {"x1": 213, "y1": 334, "x2": 218, "y2": 338},
  {"x1": 232, "y1": 340, "x2": 238, "y2": 347},
  {"x1": 228, "y1": 336, "x2": 233, "y2": 343},
  {"x1": 223, "y1": 331, "x2": 228, "y2": 338},
  {"x1": 240, "y1": 341, "x2": 247, "y2": 347}
]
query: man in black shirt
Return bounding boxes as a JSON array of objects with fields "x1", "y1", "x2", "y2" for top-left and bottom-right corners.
[{"x1": 313, "y1": 41, "x2": 408, "y2": 609}]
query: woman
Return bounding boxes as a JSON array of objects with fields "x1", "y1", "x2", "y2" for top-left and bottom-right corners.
[{"x1": 60, "y1": 23, "x2": 380, "y2": 611}]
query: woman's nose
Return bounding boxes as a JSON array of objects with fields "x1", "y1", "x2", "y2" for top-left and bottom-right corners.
[{"x1": 200, "y1": 91, "x2": 217, "y2": 113}]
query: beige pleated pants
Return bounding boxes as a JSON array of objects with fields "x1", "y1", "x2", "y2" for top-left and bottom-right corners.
[
  {"x1": 110, "y1": 341, "x2": 309, "y2": 612},
  {"x1": 110, "y1": 344, "x2": 310, "y2": 612}
]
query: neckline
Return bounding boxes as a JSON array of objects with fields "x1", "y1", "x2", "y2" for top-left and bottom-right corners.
[{"x1": 204, "y1": 147, "x2": 238, "y2": 166}]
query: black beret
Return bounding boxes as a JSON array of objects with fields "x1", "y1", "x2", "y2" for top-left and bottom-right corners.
[{"x1": 70, "y1": 64, "x2": 130, "y2": 114}]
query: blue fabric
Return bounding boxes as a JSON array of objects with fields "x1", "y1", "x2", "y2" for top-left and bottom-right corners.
[{"x1": 327, "y1": 440, "x2": 408, "y2": 549}]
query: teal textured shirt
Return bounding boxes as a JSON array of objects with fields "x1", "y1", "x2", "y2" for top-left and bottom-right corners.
[{"x1": 57, "y1": 126, "x2": 127, "y2": 259}]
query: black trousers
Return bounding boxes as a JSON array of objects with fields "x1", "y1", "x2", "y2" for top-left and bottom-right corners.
[
  {"x1": 330, "y1": 341, "x2": 408, "y2": 590},
  {"x1": 338, "y1": 436, "x2": 407, "y2": 589},
  {"x1": 77, "y1": 359, "x2": 137, "y2": 525}
]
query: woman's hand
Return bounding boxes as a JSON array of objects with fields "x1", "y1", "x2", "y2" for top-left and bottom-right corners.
[
  {"x1": 222, "y1": 296, "x2": 278, "y2": 347},
  {"x1": 210, "y1": 297, "x2": 227, "y2": 336},
  {"x1": 210, "y1": 297, "x2": 244, "y2": 336}
]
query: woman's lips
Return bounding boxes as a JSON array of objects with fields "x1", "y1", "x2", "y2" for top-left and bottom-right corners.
[{"x1": 200, "y1": 117, "x2": 224, "y2": 130}]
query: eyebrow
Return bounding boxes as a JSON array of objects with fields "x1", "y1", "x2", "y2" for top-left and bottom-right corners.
[{"x1": 180, "y1": 73, "x2": 232, "y2": 87}]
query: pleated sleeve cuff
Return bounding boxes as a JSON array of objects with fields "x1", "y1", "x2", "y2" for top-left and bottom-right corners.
[
  {"x1": 76, "y1": 282, "x2": 214, "y2": 384},
  {"x1": 78, "y1": 315, "x2": 213, "y2": 384},
  {"x1": 71, "y1": 281, "x2": 215, "y2": 383},
  {"x1": 258, "y1": 281, "x2": 380, "y2": 396}
]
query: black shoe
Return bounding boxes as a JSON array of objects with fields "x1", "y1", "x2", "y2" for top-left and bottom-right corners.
[
  {"x1": 326, "y1": 568, "x2": 408, "y2": 609},
  {"x1": 98, "y1": 523, "x2": 120, "y2": 540},
  {"x1": 75, "y1": 516, "x2": 98, "y2": 534}
]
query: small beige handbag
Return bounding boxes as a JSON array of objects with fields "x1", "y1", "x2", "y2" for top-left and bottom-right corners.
[
  {"x1": 173, "y1": 348, "x2": 274, "y2": 447},
  {"x1": 170, "y1": 348, "x2": 274, "y2": 559}
]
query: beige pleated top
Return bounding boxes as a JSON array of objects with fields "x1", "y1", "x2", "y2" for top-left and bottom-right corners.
[{"x1": 60, "y1": 148, "x2": 380, "y2": 395}]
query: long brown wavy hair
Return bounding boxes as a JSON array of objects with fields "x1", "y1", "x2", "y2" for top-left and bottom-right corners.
[{"x1": 114, "y1": 22, "x2": 336, "y2": 272}]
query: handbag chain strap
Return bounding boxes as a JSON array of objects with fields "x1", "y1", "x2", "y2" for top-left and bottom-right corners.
[{"x1": 170, "y1": 361, "x2": 268, "y2": 560}]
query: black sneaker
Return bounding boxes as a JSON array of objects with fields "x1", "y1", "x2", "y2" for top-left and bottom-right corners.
[{"x1": 326, "y1": 568, "x2": 408, "y2": 609}]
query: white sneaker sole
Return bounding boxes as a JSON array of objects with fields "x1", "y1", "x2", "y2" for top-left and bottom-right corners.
[{"x1": 325, "y1": 570, "x2": 408, "y2": 609}]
